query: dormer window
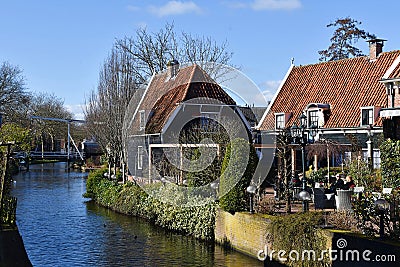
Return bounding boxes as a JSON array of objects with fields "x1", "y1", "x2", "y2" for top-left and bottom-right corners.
[
  {"x1": 275, "y1": 112, "x2": 292, "y2": 130},
  {"x1": 305, "y1": 103, "x2": 330, "y2": 128},
  {"x1": 308, "y1": 110, "x2": 319, "y2": 127},
  {"x1": 361, "y1": 107, "x2": 373, "y2": 126},
  {"x1": 275, "y1": 114, "x2": 285, "y2": 129}
]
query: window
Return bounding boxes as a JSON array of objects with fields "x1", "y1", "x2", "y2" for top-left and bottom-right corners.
[
  {"x1": 139, "y1": 110, "x2": 145, "y2": 129},
  {"x1": 361, "y1": 108, "x2": 373, "y2": 126},
  {"x1": 275, "y1": 114, "x2": 285, "y2": 129},
  {"x1": 308, "y1": 110, "x2": 319, "y2": 127},
  {"x1": 137, "y1": 146, "x2": 143, "y2": 170}
]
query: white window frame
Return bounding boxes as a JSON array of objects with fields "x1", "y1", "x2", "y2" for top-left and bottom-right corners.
[
  {"x1": 139, "y1": 110, "x2": 145, "y2": 130},
  {"x1": 275, "y1": 113, "x2": 285, "y2": 130},
  {"x1": 360, "y1": 107, "x2": 374, "y2": 126},
  {"x1": 307, "y1": 109, "x2": 319, "y2": 128},
  {"x1": 137, "y1": 146, "x2": 143, "y2": 170}
]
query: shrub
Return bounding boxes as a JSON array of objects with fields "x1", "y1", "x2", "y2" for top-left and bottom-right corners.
[
  {"x1": 353, "y1": 191, "x2": 400, "y2": 240},
  {"x1": 380, "y1": 139, "x2": 400, "y2": 189},
  {"x1": 219, "y1": 138, "x2": 258, "y2": 214},
  {"x1": 326, "y1": 210, "x2": 360, "y2": 232},
  {"x1": 83, "y1": 167, "x2": 108, "y2": 199},
  {"x1": 84, "y1": 172, "x2": 217, "y2": 240},
  {"x1": 266, "y1": 212, "x2": 328, "y2": 267},
  {"x1": 255, "y1": 196, "x2": 278, "y2": 215}
]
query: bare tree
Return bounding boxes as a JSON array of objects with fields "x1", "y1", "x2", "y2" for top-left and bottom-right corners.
[
  {"x1": 30, "y1": 93, "x2": 73, "y2": 153},
  {"x1": 275, "y1": 129, "x2": 293, "y2": 213},
  {"x1": 115, "y1": 23, "x2": 233, "y2": 82},
  {"x1": 85, "y1": 47, "x2": 138, "y2": 178},
  {"x1": 0, "y1": 61, "x2": 31, "y2": 125}
]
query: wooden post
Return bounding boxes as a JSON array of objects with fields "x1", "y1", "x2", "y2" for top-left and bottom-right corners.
[{"x1": 0, "y1": 142, "x2": 13, "y2": 221}]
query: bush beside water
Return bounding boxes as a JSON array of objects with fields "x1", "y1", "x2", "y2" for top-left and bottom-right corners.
[{"x1": 84, "y1": 168, "x2": 217, "y2": 240}]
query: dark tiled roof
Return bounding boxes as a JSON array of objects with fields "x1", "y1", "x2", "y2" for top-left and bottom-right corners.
[
  {"x1": 259, "y1": 51, "x2": 400, "y2": 131},
  {"x1": 130, "y1": 64, "x2": 236, "y2": 134},
  {"x1": 238, "y1": 106, "x2": 268, "y2": 127}
]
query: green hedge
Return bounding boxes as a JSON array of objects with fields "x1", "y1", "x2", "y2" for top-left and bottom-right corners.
[
  {"x1": 266, "y1": 212, "x2": 328, "y2": 267},
  {"x1": 219, "y1": 138, "x2": 258, "y2": 214},
  {"x1": 84, "y1": 169, "x2": 217, "y2": 240}
]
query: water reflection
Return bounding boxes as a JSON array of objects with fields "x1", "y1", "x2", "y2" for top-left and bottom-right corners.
[{"x1": 12, "y1": 163, "x2": 263, "y2": 266}]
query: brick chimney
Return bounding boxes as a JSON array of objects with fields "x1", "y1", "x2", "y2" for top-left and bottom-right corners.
[
  {"x1": 367, "y1": 39, "x2": 386, "y2": 61},
  {"x1": 167, "y1": 59, "x2": 179, "y2": 78}
]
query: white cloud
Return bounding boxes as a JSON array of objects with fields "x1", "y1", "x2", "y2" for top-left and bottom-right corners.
[
  {"x1": 65, "y1": 104, "x2": 85, "y2": 121},
  {"x1": 149, "y1": 1, "x2": 202, "y2": 17},
  {"x1": 228, "y1": 0, "x2": 301, "y2": 10},
  {"x1": 260, "y1": 80, "x2": 281, "y2": 101},
  {"x1": 252, "y1": 0, "x2": 301, "y2": 10},
  {"x1": 136, "y1": 22, "x2": 147, "y2": 30},
  {"x1": 127, "y1": 5, "x2": 140, "y2": 12}
]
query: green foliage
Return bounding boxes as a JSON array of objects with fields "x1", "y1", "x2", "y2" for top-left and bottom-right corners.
[
  {"x1": 84, "y1": 171, "x2": 217, "y2": 240},
  {"x1": 83, "y1": 167, "x2": 108, "y2": 199},
  {"x1": 353, "y1": 192, "x2": 400, "y2": 240},
  {"x1": 185, "y1": 147, "x2": 220, "y2": 187},
  {"x1": 0, "y1": 123, "x2": 31, "y2": 153},
  {"x1": 266, "y1": 212, "x2": 328, "y2": 267},
  {"x1": 309, "y1": 168, "x2": 326, "y2": 184},
  {"x1": 318, "y1": 17, "x2": 376, "y2": 61},
  {"x1": 380, "y1": 139, "x2": 400, "y2": 189},
  {"x1": 348, "y1": 157, "x2": 381, "y2": 191},
  {"x1": 219, "y1": 138, "x2": 258, "y2": 214}
]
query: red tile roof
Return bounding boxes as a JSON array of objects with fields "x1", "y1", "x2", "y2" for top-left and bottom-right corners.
[
  {"x1": 258, "y1": 51, "x2": 400, "y2": 131},
  {"x1": 129, "y1": 64, "x2": 236, "y2": 134},
  {"x1": 387, "y1": 61, "x2": 400, "y2": 79}
]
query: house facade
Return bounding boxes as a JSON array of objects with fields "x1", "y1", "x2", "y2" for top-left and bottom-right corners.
[
  {"x1": 124, "y1": 61, "x2": 252, "y2": 184},
  {"x1": 257, "y1": 39, "x2": 400, "y2": 176}
]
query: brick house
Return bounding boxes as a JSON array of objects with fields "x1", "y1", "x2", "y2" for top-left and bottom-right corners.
[
  {"x1": 379, "y1": 55, "x2": 400, "y2": 139},
  {"x1": 257, "y1": 39, "x2": 400, "y2": 177},
  {"x1": 125, "y1": 61, "x2": 252, "y2": 184}
]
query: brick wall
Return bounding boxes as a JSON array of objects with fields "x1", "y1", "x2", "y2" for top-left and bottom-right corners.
[
  {"x1": 214, "y1": 209, "x2": 272, "y2": 258},
  {"x1": 214, "y1": 209, "x2": 400, "y2": 265}
]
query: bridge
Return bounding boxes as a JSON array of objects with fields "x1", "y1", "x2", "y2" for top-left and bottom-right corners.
[
  {"x1": 30, "y1": 116, "x2": 86, "y2": 161},
  {"x1": 29, "y1": 151, "x2": 85, "y2": 161}
]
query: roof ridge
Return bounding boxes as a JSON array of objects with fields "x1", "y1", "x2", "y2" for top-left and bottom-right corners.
[
  {"x1": 294, "y1": 50, "x2": 400, "y2": 69},
  {"x1": 181, "y1": 64, "x2": 198, "y2": 99}
]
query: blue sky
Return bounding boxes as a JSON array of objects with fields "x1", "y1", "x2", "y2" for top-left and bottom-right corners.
[{"x1": 2, "y1": 0, "x2": 400, "y2": 119}]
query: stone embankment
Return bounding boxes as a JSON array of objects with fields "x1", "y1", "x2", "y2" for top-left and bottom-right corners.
[{"x1": 0, "y1": 226, "x2": 32, "y2": 267}]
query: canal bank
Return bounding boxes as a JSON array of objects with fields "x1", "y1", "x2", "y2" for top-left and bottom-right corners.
[
  {"x1": 86, "y1": 169, "x2": 400, "y2": 266},
  {"x1": 0, "y1": 226, "x2": 32, "y2": 267},
  {"x1": 12, "y1": 162, "x2": 262, "y2": 266}
]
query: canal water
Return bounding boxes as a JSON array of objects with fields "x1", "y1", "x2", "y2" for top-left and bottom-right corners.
[{"x1": 11, "y1": 162, "x2": 263, "y2": 267}]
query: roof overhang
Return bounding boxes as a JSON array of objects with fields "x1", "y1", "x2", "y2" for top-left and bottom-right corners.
[
  {"x1": 379, "y1": 77, "x2": 400, "y2": 83},
  {"x1": 305, "y1": 103, "x2": 330, "y2": 110},
  {"x1": 380, "y1": 108, "x2": 400, "y2": 117}
]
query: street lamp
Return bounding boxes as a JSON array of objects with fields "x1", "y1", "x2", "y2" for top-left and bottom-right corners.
[
  {"x1": 290, "y1": 113, "x2": 317, "y2": 212},
  {"x1": 246, "y1": 185, "x2": 257, "y2": 214},
  {"x1": 210, "y1": 181, "x2": 219, "y2": 199},
  {"x1": 374, "y1": 198, "x2": 389, "y2": 239},
  {"x1": 365, "y1": 124, "x2": 374, "y2": 171},
  {"x1": 298, "y1": 190, "x2": 312, "y2": 212}
]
